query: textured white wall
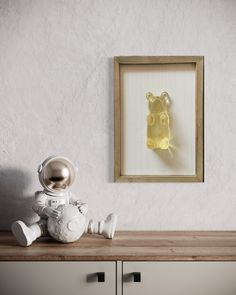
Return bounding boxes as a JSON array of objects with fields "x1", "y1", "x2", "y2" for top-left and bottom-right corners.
[{"x1": 0, "y1": 0, "x2": 236, "y2": 230}]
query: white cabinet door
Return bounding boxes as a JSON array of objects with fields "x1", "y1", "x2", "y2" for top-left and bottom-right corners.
[
  {"x1": 123, "y1": 262, "x2": 236, "y2": 295},
  {"x1": 0, "y1": 262, "x2": 116, "y2": 295}
]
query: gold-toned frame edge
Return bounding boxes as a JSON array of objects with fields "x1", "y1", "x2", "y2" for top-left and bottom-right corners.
[
  {"x1": 195, "y1": 56, "x2": 204, "y2": 182},
  {"x1": 114, "y1": 56, "x2": 204, "y2": 183},
  {"x1": 116, "y1": 175, "x2": 202, "y2": 183},
  {"x1": 114, "y1": 57, "x2": 121, "y2": 181}
]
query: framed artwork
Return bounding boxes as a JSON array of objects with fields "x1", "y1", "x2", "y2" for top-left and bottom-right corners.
[{"x1": 114, "y1": 56, "x2": 204, "y2": 182}]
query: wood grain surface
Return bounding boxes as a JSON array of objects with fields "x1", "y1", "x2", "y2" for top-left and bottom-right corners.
[{"x1": 1, "y1": 231, "x2": 236, "y2": 261}]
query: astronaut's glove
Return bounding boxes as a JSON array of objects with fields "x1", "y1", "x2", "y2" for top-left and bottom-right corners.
[
  {"x1": 42, "y1": 207, "x2": 61, "y2": 219},
  {"x1": 74, "y1": 201, "x2": 88, "y2": 216}
]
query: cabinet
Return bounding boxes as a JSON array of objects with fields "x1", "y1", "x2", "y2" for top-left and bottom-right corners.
[
  {"x1": 123, "y1": 262, "x2": 236, "y2": 295},
  {"x1": 1, "y1": 231, "x2": 236, "y2": 295},
  {"x1": 0, "y1": 262, "x2": 116, "y2": 295},
  {"x1": 1, "y1": 261, "x2": 236, "y2": 295}
]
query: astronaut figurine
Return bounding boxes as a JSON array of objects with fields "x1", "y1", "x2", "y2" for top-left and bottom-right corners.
[{"x1": 12, "y1": 156, "x2": 118, "y2": 246}]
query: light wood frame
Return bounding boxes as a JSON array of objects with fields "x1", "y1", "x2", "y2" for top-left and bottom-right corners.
[{"x1": 114, "y1": 56, "x2": 204, "y2": 182}]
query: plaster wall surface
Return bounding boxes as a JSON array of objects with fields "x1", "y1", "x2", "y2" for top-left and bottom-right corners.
[{"x1": 0, "y1": 0, "x2": 236, "y2": 230}]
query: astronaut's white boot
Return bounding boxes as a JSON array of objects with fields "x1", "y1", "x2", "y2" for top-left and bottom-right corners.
[
  {"x1": 11, "y1": 221, "x2": 42, "y2": 247},
  {"x1": 86, "y1": 213, "x2": 118, "y2": 239}
]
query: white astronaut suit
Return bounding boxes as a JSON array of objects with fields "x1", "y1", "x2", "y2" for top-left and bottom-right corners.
[{"x1": 12, "y1": 156, "x2": 118, "y2": 246}]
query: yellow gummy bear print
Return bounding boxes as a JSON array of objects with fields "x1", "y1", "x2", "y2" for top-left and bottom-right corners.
[{"x1": 146, "y1": 92, "x2": 171, "y2": 150}]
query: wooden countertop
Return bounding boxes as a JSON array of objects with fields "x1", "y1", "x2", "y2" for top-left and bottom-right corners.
[{"x1": 1, "y1": 231, "x2": 236, "y2": 261}]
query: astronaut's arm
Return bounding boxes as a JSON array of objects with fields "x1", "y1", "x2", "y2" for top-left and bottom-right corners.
[
  {"x1": 69, "y1": 193, "x2": 88, "y2": 216},
  {"x1": 76, "y1": 201, "x2": 88, "y2": 216},
  {"x1": 32, "y1": 191, "x2": 60, "y2": 218},
  {"x1": 32, "y1": 191, "x2": 48, "y2": 217}
]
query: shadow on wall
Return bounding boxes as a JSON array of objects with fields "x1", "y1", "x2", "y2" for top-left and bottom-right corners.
[{"x1": 0, "y1": 168, "x2": 37, "y2": 230}]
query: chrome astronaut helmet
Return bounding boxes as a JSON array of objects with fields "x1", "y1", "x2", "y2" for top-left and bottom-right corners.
[{"x1": 38, "y1": 156, "x2": 76, "y2": 193}]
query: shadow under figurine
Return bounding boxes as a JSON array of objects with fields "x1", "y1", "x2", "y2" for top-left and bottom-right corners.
[{"x1": 11, "y1": 156, "x2": 118, "y2": 246}]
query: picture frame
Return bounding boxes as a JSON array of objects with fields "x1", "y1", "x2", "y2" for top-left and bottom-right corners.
[{"x1": 114, "y1": 56, "x2": 204, "y2": 182}]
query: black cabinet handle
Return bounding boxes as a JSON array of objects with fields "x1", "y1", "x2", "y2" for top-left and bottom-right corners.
[
  {"x1": 97, "y1": 272, "x2": 105, "y2": 282},
  {"x1": 133, "y1": 272, "x2": 141, "y2": 282}
]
